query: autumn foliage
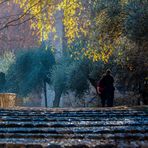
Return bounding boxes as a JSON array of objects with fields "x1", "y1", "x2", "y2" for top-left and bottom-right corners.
[{"x1": 0, "y1": 0, "x2": 147, "y2": 68}]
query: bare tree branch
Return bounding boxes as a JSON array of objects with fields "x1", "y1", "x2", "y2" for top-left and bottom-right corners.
[
  {"x1": 0, "y1": 0, "x2": 58, "y2": 32},
  {"x1": 0, "y1": 0, "x2": 9, "y2": 5},
  {"x1": 0, "y1": 13, "x2": 22, "y2": 20},
  {"x1": 0, "y1": 0, "x2": 41, "y2": 31}
]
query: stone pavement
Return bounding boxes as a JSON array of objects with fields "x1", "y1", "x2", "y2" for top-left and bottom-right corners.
[{"x1": 0, "y1": 107, "x2": 148, "y2": 148}]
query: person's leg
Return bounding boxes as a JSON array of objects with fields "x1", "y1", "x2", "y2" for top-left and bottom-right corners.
[
  {"x1": 107, "y1": 91, "x2": 114, "y2": 107},
  {"x1": 101, "y1": 93, "x2": 106, "y2": 107}
]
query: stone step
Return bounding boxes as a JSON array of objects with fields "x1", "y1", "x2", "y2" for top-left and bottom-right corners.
[
  {"x1": 0, "y1": 110, "x2": 147, "y2": 114},
  {"x1": 0, "y1": 139, "x2": 147, "y2": 148},
  {"x1": 0, "y1": 133, "x2": 148, "y2": 140},
  {"x1": 0, "y1": 114, "x2": 147, "y2": 119},
  {"x1": 0, "y1": 120, "x2": 147, "y2": 128},
  {"x1": 0, "y1": 109, "x2": 147, "y2": 112},
  {"x1": 0, "y1": 107, "x2": 147, "y2": 147},
  {"x1": 1, "y1": 117, "x2": 147, "y2": 123},
  {"x1": 0, "y1": 126, "x2": 147, "y2": 134}
]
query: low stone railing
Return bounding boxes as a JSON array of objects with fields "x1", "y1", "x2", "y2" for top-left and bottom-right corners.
[{"x1": 0, "y1": 93, "x2": 16, "y2": 108}]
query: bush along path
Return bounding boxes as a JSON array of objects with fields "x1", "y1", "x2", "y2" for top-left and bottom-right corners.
[{"x1": 0, "y1": 107, "x2": 147, "y2": 148}]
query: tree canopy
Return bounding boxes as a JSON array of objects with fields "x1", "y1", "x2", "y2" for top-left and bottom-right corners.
[
  {"x1": 0, "y1": 0, "x2": 147, "y2": 85},
  {"x1": 6, "y1": 44, "x2": 55, "y2": 97},
  {"x1": 2, "y1": 0, "x2": 144, "y2": 63}
]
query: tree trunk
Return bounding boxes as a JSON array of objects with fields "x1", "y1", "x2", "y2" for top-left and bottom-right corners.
[
  {"x1": 43, "y1": 81, "x2": 48, "y2": 108},
  {"x1": 53, "y1": 89, "x2": 62, "y2": 107}
]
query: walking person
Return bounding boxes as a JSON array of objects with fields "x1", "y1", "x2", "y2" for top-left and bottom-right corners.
[
  {"x1": 97, "y1": 74, "x2": 106, "y2": 107},
  {"x1": 97, "y1": 69, "x2": 115, "y2": 107}
]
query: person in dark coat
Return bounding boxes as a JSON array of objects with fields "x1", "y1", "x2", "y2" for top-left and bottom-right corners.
[
  {"x1": 97, "y1": 69, "x2": 115, "y2": 107},
  {"x1": 97, "y1": 74, "x2": 106, "y2": 107}
]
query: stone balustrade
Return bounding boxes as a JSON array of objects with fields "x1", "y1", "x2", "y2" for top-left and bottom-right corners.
[{"x1": 0, "y1": 93, "x2": 16, "y2": 108}]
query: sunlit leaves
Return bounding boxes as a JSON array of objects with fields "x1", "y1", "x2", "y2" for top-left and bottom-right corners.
[
  {"x1": 59, "y1": 0, "x2": 87, "y2": 44},
  {"x1": 14, "y1": 0, "x2": 84, "y2": 43},
  {"x1": 14, "y1": 0, "x2": 56, "y2": 41},
  {"x1": 11, "y1": 0, "x2": 148, "y2": 63}
]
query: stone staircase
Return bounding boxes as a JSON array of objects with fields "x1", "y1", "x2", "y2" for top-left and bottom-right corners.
[{"x1": 0, "y1": 107, "x2": 148, "y2": 148}]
